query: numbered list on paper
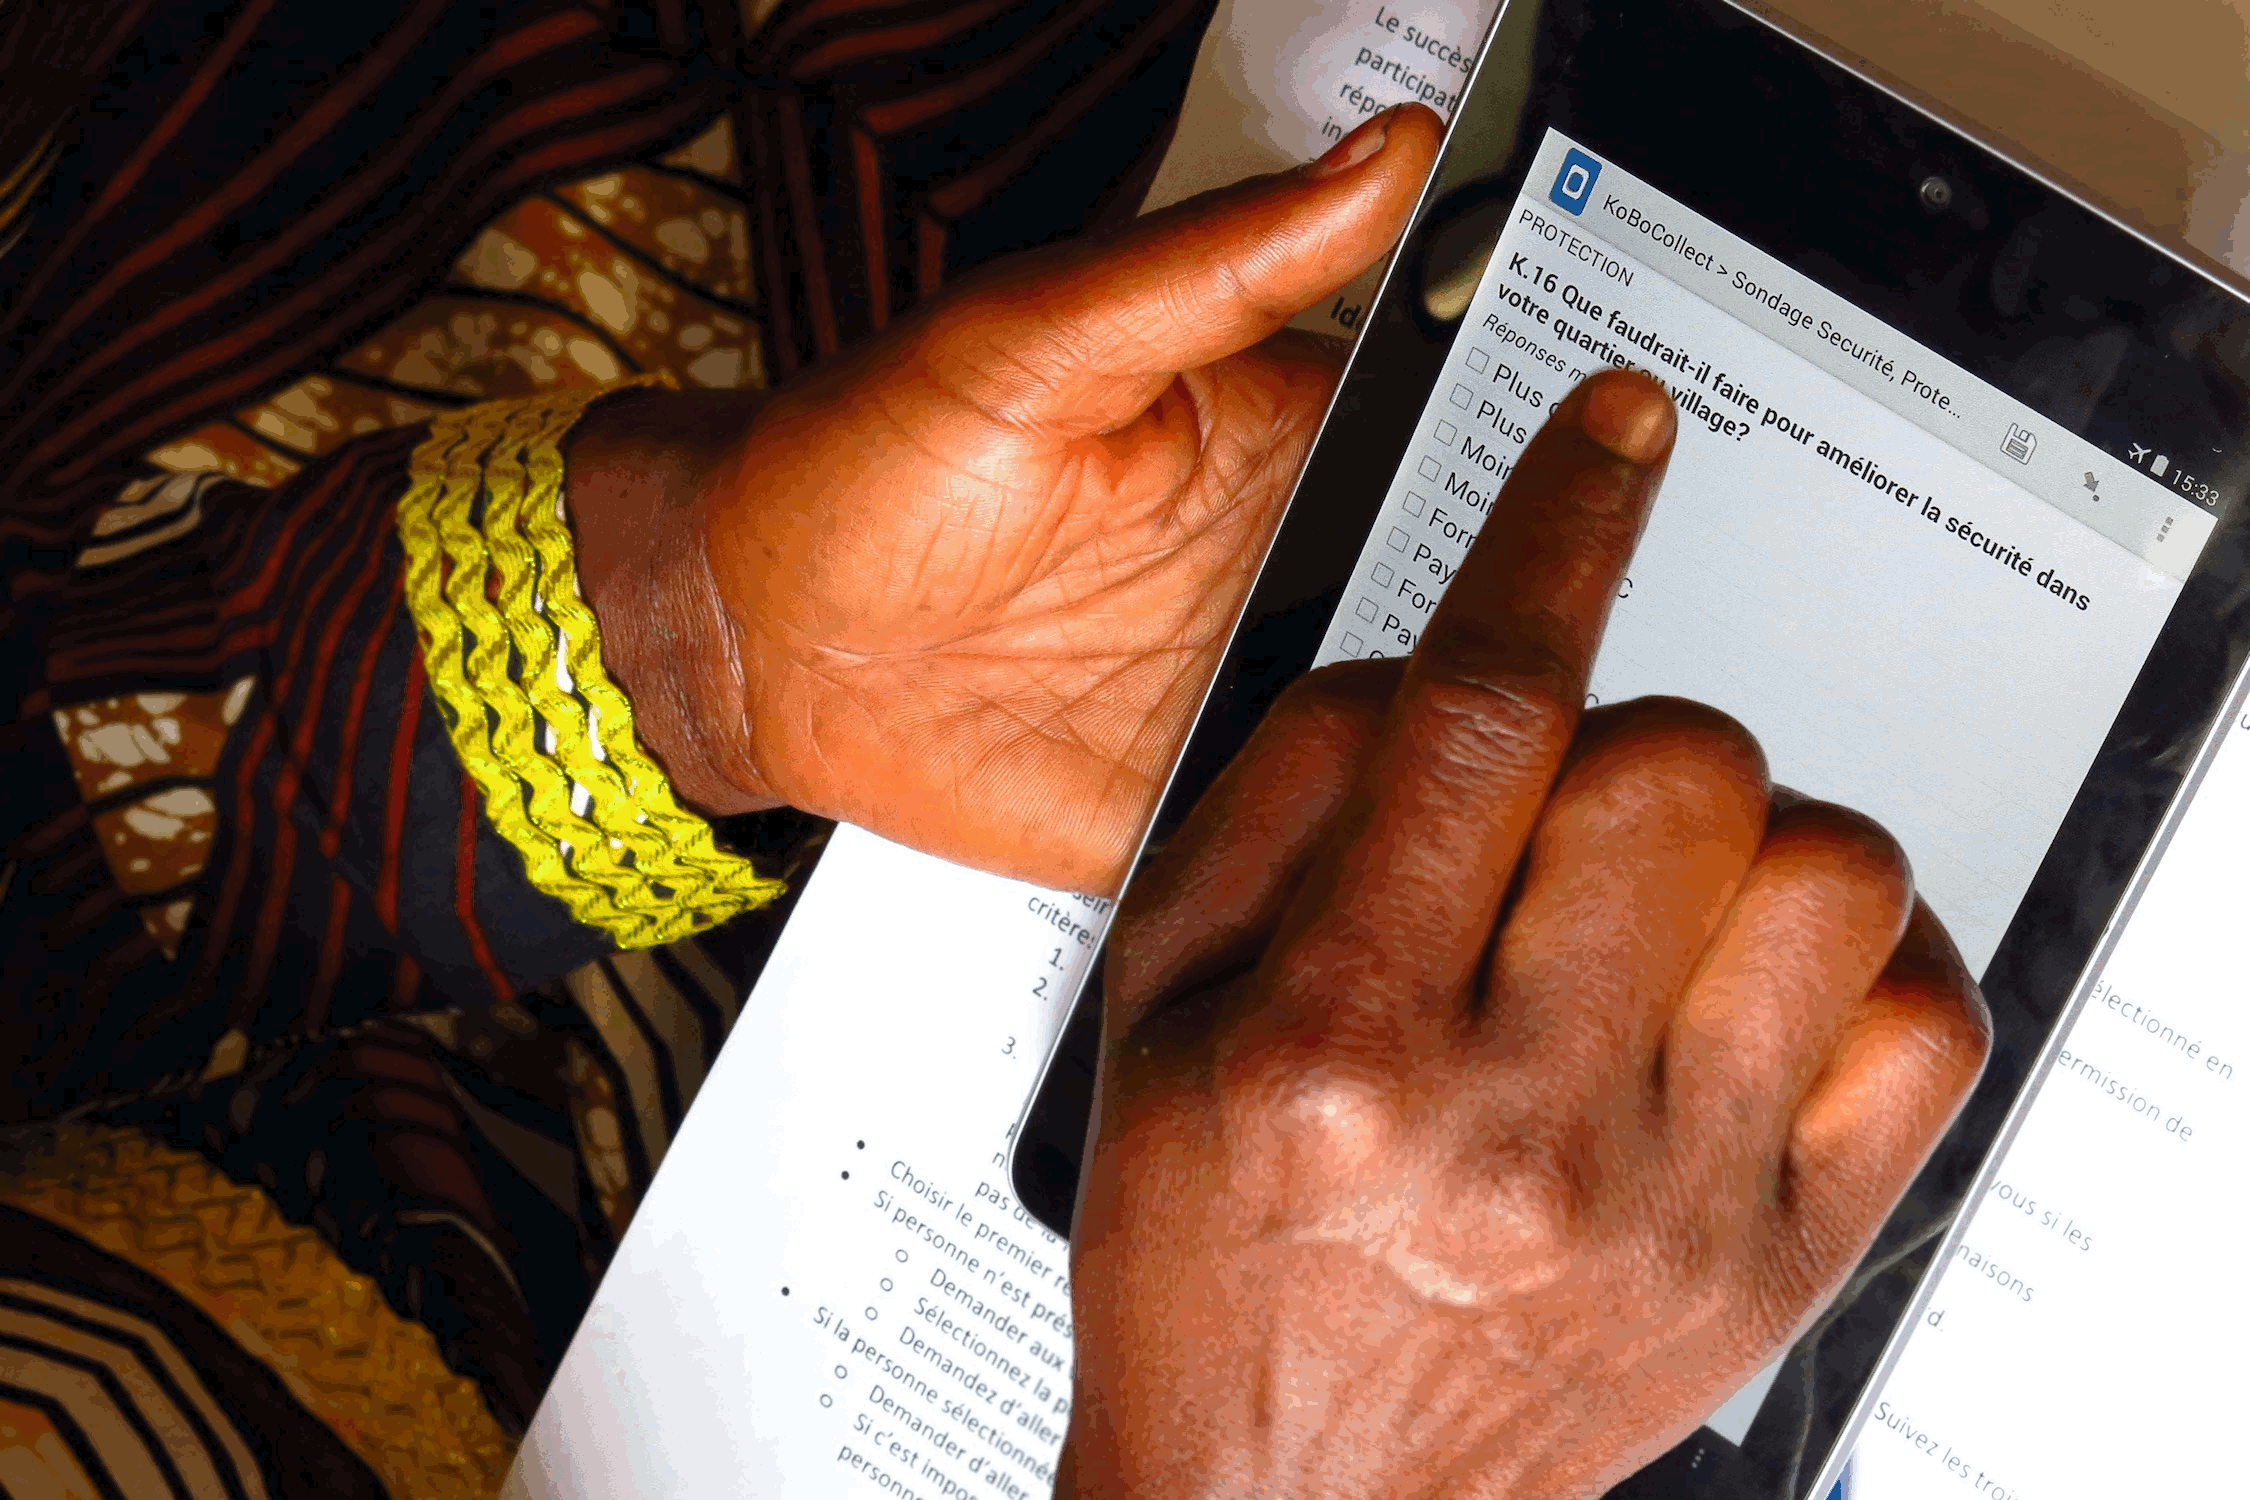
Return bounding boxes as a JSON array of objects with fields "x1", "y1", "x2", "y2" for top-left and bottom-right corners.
[{"x1": 508, "y1": 827, "x2": 1111, "y2": 1500}]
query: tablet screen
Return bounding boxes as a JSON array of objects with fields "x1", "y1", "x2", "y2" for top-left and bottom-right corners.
[{"x1": 1316, "y1": 127, "x2": 2208, "y2": 982}]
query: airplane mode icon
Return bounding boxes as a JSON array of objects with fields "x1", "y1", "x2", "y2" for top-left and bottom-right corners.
[{"x1": 2130, "y1": 442, "x2": 2152, "y2": 464}]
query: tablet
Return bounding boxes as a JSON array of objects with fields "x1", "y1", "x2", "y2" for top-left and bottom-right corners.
[{"x1": 1012, "y1": 0, "x2": 2250, "y2": 1493}]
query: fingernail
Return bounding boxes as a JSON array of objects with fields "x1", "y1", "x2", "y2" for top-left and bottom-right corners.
[
  {"x1": 1580, "y1": 373, "x2": 1677, "y2": 464},
  {"x1": 1306, "y1": 107, "x2": 1394, "y2": 179}
]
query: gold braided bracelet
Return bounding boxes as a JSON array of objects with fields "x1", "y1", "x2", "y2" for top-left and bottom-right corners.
[{"x1": 397, "y1": 376, "x2": 785, "y2": 949}]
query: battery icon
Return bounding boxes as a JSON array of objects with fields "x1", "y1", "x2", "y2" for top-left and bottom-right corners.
[{"x1": 2153, "y1": 454, "x2": 2172, "y2": 477}]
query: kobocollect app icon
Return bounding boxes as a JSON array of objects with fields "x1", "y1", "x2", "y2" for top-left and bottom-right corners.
[{"x1": 1550, "y1": 148, "x2": 1602, "y2": 215}]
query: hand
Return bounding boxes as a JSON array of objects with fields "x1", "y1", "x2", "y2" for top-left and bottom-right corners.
[
  {"x1": 1060, "y1": 371, "x2": 1991, "y2": 1499},
  {"x1": 567, "y1": 105, "x2": 1444, "y2": 893}
]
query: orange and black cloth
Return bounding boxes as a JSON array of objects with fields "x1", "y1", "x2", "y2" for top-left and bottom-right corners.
[{"x1": 0, "y1": 1, "x2": 1213, "y2": 1494}]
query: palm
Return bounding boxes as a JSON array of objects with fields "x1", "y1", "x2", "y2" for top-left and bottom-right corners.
[
  {"x1": 727, "y1": 342, "x2": 1337, "y2": 888},
  {"x1": 692, "y1": 106, "x2": 1442, "y2": 892}
]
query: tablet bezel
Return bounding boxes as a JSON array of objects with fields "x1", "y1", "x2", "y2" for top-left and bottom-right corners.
[{"x1": 1013, "y1": 2, "x2": 2250, "y2": 1492}]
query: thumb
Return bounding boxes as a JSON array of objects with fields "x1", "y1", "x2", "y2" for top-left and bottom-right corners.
[{"x1": 915, "y1": 103, "x2": 1444, "y2": 439}]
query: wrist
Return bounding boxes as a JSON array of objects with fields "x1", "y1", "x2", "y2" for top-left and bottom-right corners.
[{"x1": 564, "y1": 386, "x2": 779, "y2": 819}]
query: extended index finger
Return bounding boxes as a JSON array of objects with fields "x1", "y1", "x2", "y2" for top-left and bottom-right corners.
[{"x1": 1261, "y1": 370, "x2": 1678, "y2": 1036}]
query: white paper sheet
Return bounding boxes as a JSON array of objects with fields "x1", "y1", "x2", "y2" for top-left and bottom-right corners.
[
  {"x1": 505, "y1": 827, "x2": 1104, "y2": 1500},
  {"x1": 1849, "y1": 695, "x2": 2250, "y2": 1498},
  {"x1": 1145, "y1": 0, "x2": 1504, "y2": 337}
]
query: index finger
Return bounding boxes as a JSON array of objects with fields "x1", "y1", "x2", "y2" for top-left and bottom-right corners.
[{"x1": 1260, "y1": 370, "x2": 1678, "y2": 1037}]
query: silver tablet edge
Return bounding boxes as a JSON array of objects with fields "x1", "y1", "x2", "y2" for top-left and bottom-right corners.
[{"x1": 1008, "y1": 0, "x2": 1531, "y2": 1221}]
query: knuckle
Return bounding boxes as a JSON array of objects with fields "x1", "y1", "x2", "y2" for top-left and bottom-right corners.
[
  {"x1": 1878, "y1": 980, "x2": 1994, "y2": 1097},
  {"x1": 1230, "y1": 1057, "x2": 1400, "y2": 1158},
  {"x1": 1420, "y1": 609, "x2": 1579, "y2": 701},
  {"x1": 1761, "y1": 799, "x2": 1915, "y2": 921},
  {"x1": 1265, "y1": 659, "x2": 1401, "y2": 744},
  {"x1": 1261, "y1": 907, "x2": 1411, "y2": 1017},
  {"x1": 1399, "y1": 658, "x2": 1577, "y2": 789},
  {"x1": 1213, "y1": 1035, "x2": 1406, "y2": 1199},
  {"x1": 1560, "y1": 696, "x2": 1771, "y2": 821},
  {"x1": 1578, "y1": 696, "x2": 1766, "y2": 778},
  {"x1": 1772, "y1": 799, "x2": 1909, "y2": 878},
  {"x1": 1208, "y1": 920, "x2": 1426, "y2": 1165},
  {"x1": 1198, "y1": 255, "x2": 1257, "y2": 320},
  {"x1": 1456, "y1": 1132, "x2": 1597, "y2": 1280}
]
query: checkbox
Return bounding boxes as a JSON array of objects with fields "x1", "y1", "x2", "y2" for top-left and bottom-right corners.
[
  {"x1": 1449, "y1": 383, "x2": 1473, "y2": 409},
  {"x1": 1354, "y1": 597, "x2": 1378, "y2": 623},
  {"x1": 1465, "y1": 348, "x2": 1490, "y2": 374},
  {"x1": 1372, "y1": 562, "x2": 1396, "y2": 587},
  {"x1": 1434, "y1": 419, "x2": 1459, "y2": 444},
  {"x1": 1341, "y1": 632, "x2": 1365, "y2": 656},
  {"x1": 1403, "y1": 491, "x2": 1427, "y2": 517},
  {"x1": 1386, "y1": 527, "x2": 1410, "y2": 552},
  {"x1": 1417, "y1": 456, "x2": 1442, "y2": 481}
]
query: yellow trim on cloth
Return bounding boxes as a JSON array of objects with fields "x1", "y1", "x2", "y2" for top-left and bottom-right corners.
[
  {"x1": 396, "y1": 377, "x2": 784, "y2": 948},
  {"x1": 0, "y1": 1127, "x2": 513, "y2": 1500}
]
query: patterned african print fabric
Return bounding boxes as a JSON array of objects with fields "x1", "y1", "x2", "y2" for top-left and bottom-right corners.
[{"x1": 0, "y1": 1, "x2": 1214, "y2": 1495}]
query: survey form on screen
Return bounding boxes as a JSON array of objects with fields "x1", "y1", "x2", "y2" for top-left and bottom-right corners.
[{"x1": 1320, "y1": 128, "x2": 2213, "y2": 978}]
